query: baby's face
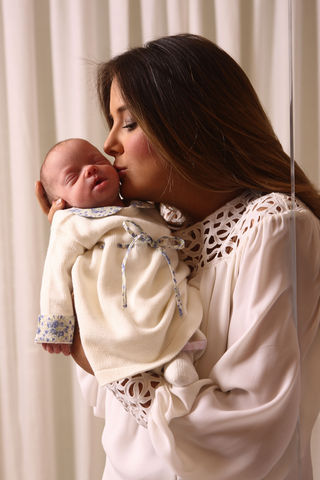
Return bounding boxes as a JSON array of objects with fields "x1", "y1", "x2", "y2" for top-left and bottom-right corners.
[{"x1": 45, "y1": 139, "x2": 120, "y2": 208}]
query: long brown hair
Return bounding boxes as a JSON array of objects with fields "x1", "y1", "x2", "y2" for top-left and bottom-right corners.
[{"x1": 97, "y1": 33, "x2": 320, "y2": 217}]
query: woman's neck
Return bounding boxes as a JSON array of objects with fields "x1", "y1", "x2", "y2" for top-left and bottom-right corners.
[{"x1": 161, "y1": 181, "x2": 244, "y2": 222}]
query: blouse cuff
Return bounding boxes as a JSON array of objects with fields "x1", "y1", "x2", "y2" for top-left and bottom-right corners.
[
  {"x1": 106, "y1": 371, "x2": 165, "y2": 428},
  {"x1": 34, "y1": 314, "x2": 75, "y2": 343}
]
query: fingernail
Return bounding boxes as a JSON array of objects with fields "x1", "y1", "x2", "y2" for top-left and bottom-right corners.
[{"x1": 56, "y1": 198, "x2": 62, "y2": 205}]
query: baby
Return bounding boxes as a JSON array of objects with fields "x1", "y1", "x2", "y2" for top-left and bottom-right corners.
[{"x1": 35, "y1": 138, "x2": 206, "y2": 387}]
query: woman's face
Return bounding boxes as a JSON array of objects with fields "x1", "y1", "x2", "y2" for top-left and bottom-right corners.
[{"x1": 103, "y1": 79, "x2": 172, "y2": 202}]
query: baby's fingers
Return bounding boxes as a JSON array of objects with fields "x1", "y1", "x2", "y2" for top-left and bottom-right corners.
[
  {"x1": 41, "y1": 343, "x2": 69, "y2": 354},
  {"x1": 42, "y1": 343, "x2": 55, "y2": 353},
  {"x1": 61, "y1": 344, "x2": 71, "y2": 356}
]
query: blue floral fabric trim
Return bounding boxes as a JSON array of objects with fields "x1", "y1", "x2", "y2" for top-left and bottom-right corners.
[
  {"x1": 35, "y1": 314, "x2": 75, "y2": 344},
  {"x1": 70, "y1": 206, "x2": 123, "y2": 218},
  {"x1": 70, "y1": 201, "x2": 154, "y2": 219}
]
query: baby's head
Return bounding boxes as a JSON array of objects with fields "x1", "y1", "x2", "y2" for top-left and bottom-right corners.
[{"x1": 41, "y1": 138, "x2": 122, "y2": 208}]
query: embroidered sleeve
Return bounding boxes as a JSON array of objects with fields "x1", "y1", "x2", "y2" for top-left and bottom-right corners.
[
  {"x1": 35, "y1": 314, "x2": 75, "y2": 344},
  {"x1": 106, "y1": 371, "x2": 165, "y2": 428}
]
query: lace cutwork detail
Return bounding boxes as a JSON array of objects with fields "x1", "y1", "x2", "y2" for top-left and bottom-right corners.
[
  {"x1": 106, "y1": 371, "x2": 164, "y2": 428},
  {"x1": 177, "y1": 191, "x2": 302, "y2": 275}
]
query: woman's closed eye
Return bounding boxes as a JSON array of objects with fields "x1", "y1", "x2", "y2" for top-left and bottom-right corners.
[{"x1": 123, "y1": 120, "x2": 137, "y2": 131}]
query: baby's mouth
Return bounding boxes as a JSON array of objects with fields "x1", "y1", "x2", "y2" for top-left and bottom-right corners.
[
  {"x1": 92, "y1": 177, "x2": 107, "y2": 190},
  {"x1": 93, "y1": 177, "x2": 103, "y2": 186}
]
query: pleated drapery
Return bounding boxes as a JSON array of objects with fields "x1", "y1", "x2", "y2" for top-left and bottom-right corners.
[{"x1": 0, "y1": 1, "x2": 319, "y2": 479}]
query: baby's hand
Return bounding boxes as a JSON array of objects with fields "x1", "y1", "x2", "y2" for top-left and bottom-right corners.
[{"x1": 42, "y1": 343, "x2": 71, "y2": 356}]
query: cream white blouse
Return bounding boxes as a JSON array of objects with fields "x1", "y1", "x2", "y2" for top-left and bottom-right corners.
[{"x1": 77, "y1": 191, "x2": 320, "y2": 480}]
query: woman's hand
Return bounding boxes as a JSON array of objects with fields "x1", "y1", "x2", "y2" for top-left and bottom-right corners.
[
  {"x1": 35, "y1": 180, "x2": 65, "y2": 223},
  {"x1": 71, "y1": 321, "x2": 94, "y2": 375}
]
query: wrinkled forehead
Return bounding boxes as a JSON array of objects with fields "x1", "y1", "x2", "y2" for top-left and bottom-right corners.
[
  {"x1": 45, "y1": 142, "x2": 77, "y2": 174},
  {"x1": 45, "y1": 139, "x2": 109, "y2": 179}
]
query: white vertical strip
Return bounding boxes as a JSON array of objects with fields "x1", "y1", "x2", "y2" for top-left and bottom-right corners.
[
  {"x1": 0, "y1": 2, "x2": 20, "y2": 478},
  {"x1": 188, "y1": 0, "x2": 215, "y2": 39},
  {"x1": 1, "y1": 0, "x2": 57, "y2": 479},
  {"x1": 49, "y1": 0, "x2": 107, "y2": 141},
  {"x1": 166, "y1": 0, "x2": 189, "y2": 34},
  {"x1": 251, "y1": 0, "x2": 290, "y2": 153},
  {"x1": 108, "y1": 0, "x2": 130, "y2": 55},
  {"x1": 271, "y1": 0, "x2": 291, "y2": 153},
  {"x1": 214, "y1": 0, "x2": 241, "y2": 62},
  {"x1": 188, "y1": 0, "x2": 205, "y2": 34},
  {"x1": 140, "y1": 0, "x2": 168, "y2": 42}
]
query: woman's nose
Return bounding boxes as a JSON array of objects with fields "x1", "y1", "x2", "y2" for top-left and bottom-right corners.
[{"x1": 103, "y1": 132, "x2": 123, "y2": 157}]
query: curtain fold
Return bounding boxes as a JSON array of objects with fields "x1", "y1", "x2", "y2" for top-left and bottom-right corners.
[{"x1": 0, "y1": 1, "x2": 319, "y2": 479}]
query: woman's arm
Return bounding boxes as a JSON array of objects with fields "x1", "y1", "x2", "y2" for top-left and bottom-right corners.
[{"x1": 71, "y1": 321, "x2": 94, "y2": 375}]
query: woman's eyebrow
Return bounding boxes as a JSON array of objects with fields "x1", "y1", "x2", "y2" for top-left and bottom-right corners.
[
  {"x1": 117, "y1": 105, "x2": 128, "y2": 113},
  {"x1": 110, "y1": 105, "x2": 128, "y2": 118},
  {"x1": 108, "y1": 105, "x2": 129, "y2": 125}
]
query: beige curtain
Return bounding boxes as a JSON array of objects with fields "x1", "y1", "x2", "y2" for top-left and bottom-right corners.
[{"x1": 0, "y1": 1, "x2": 319, "y2": 479}]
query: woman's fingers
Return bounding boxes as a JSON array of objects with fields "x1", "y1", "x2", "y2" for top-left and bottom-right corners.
[
  {"x1": 48, "y1": 198, "x2": 65, "y2": 223},
  {"x1": 35, "y1": 180, "x2": 65, "y2": 223}
]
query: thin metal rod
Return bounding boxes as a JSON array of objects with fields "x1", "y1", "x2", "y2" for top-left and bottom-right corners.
[
  {"x1": 288, "y1": 0, "x2": 295, "y2": 202},
  {"x1": 288, "y1": 0, "x2": 298, "y2": 329},
  {"x1": 288, "y1": 4, "x2": 301, "y2": 478}
]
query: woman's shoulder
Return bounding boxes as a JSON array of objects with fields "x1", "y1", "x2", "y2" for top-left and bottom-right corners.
[{"x1": 177, "y1": 191, "x2": 315, "y2": 273}]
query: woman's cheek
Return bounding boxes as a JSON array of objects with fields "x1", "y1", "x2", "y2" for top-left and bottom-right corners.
[{"x1": 127, "y1": 131, "x2": 152, "y2": 157}]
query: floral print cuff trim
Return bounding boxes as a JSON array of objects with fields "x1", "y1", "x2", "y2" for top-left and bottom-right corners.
[{"x1": 35, "y1": 314, "x2": 75, "y2": 344}]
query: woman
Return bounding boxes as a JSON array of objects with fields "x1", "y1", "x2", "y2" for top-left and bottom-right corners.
[{"x1": 37, "y1": 34, "x2": 320, "y2": 479}]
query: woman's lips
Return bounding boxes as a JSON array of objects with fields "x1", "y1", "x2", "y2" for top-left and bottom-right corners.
[{"x1": 117, "y1": 168, "x2": 127, "y2": 180}]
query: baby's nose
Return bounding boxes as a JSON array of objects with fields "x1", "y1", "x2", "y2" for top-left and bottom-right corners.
[{"x1": 84, "y1": 165, "x2": 97, "y2": 177}]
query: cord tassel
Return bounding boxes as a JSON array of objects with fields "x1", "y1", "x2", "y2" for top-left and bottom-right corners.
[{"x1": 118, "y1": 220, "x2": 185, "y2": 316}]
